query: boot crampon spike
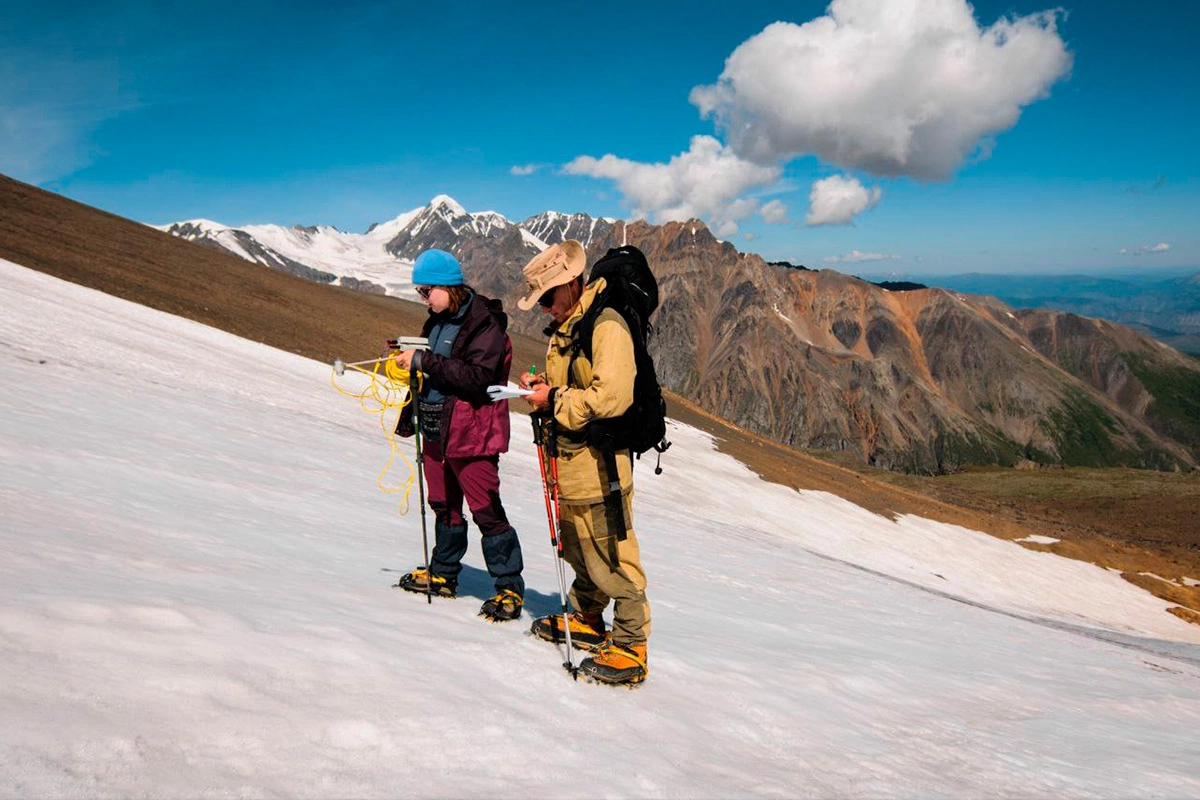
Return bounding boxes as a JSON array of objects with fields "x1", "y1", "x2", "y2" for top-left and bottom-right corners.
[
  {"x1": 394, "y1": 567, "x2": 456, "y2": 598},
  {"x1": 478, "y1": 590, "x2": 523, "y2": 622},
  {"x1": 579, "y1": 640, "x2": 648, "y2": 687}
]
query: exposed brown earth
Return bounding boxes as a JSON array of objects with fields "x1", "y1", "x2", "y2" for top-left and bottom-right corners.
[
  {"x1": 2, "y1": 173, "x2": 1196, "y2": 624},
  {"x1": 0, "y1": 175, "x2": 548, "y2": 375}
]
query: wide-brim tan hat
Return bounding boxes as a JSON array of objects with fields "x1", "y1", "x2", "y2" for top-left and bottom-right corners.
[{"x1": 517, "y1": 240, "x2": 586, "y2": 311}]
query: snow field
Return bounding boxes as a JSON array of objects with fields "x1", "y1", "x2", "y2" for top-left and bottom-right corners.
[{"x1": 2, "y1": 259, "x2": 1200, "y2": 798}]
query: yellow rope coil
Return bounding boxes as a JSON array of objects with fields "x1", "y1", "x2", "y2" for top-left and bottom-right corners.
[{"x1": 330, "y1": 354, "x2": 423, "y2": 515}]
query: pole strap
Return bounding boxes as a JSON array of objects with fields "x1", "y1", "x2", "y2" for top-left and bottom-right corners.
[{"x1": 600, "y1": 449, "x2": 629, "y2": 541}]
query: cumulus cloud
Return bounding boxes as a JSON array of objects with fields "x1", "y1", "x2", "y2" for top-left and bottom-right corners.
[
  {"x1": 510, "y1": 164, "x2": 538, "y2": 176},
  {"x1": 1121, "y1": 242, "x2": 1171, "y2": 256},
  {"x1": 806, "y1": 175, "x2": 882, "y2": 226},
  {"x1": 760, "y1": 199, "x2": 789, "y2": 224},
  {"x1": 564, "y1": 135, "x2": 780, "y2": 235},
  {"x1": 561, "y1": 0, "x2": 1069, "y2": 235},
  {"x1": 823, "y1": 249, "x2": 900, "y2": 263},
  {"x1": 690, "y1": 0, "x2": 1072, "y2": 180}
]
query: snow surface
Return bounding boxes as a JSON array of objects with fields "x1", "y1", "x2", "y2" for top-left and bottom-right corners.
[
  {"x1": 520, "y1": 227, "x2": 550, "y2": 251},
  {"x1": 1016, "y1": 535, "x2": 1061, "y2": 545},
  {"x1": 158, "y1": 207, "x2": 429, "y2": 300},
  {"x1": 3, "y1": 258, "x2": 1200, "y2": 797},
  {"x1": 429, "y1": 194, "x2": 467, "y2": 217},
  {"x1": 239, "y1": 220, "x2": 419, "y2": 299}
]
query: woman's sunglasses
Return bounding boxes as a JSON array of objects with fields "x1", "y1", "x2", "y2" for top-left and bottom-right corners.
[{"x1": 416, "y1": 286, "x2": 433, "y2": 300}]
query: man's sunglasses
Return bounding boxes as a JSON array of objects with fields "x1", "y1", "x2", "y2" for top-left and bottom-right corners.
[{"x1": 537, "y1": 286, "x2": 558, "y2": 308}]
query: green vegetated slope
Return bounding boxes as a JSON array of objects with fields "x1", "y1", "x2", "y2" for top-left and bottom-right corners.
[{"x1": 1123, "y1": 353, "x2": 1200, "y2": 452}]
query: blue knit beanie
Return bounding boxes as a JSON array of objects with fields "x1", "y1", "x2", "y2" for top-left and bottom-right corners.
[{"x1": 412, "y1": 249, "x2": 464, "y2": 286}]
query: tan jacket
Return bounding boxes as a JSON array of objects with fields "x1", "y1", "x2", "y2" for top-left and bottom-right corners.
[{"x1": 545, "y1": 278, "x2": 636, "y2": 503}]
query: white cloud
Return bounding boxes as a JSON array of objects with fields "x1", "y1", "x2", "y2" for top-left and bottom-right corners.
[
  {"x1": 760, "y1": 199, "x2": 789, "y2": 224},
  {"x1": 806, "y1": 175, "x2": 882, "y2": 226},
  {"x1": 690, "y1": 0, "x2": 1072, "y2": 180},
  {"x1": 564, "y1": 135, "x2": 780, "y2": 235},
  {"x1": 1122, "y1": 242, "x2": 1171, "y2": 256},
  {"x1": 509, "y1": 164, "x2": 538, "y2": 176},
  {"x1": 561, "y1": 0, "x2": 1069, "y2": 236},
  {"x1": 823, "y1": 249, "x2": 900, "y2": 264}
]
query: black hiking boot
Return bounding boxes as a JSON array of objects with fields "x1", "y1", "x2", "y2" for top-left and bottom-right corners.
[
  {"x1": 478, "y1": 590, "x2": 523, "y2": 622},
  {"x1": 529, "y1": 611, "x2": 607, "y2": 650},
  {"x1": 395, "y1": 567, "x2": 457, "y2": 598}
]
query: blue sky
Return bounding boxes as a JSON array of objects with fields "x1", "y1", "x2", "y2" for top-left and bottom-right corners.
[{"x1": 2, "y1": 0, "x2": 1197, "y2": 275}]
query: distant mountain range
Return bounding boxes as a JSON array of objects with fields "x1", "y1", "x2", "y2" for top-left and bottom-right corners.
[
  {"x1": 928, "y1": 272, "x2": 1200, "y2": 356},
  {"x1": 160, "y1": 198, "x2": 1200, "y2": 474},
  {"x1": 156, "y1": 197, "x2": 619, "y2": 301}
]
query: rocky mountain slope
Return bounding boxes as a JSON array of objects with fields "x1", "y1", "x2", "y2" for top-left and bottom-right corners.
[
  {"x1": 505, "y1": 221, "x2": 1196, "y2": 474},
  {"x1": 159, "y1": 193, "x2": 1200, "y2": 474}
]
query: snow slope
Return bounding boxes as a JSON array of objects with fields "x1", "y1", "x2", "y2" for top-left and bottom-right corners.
[
  {"x1": 2, "y1": 258, "x2": 1200, "y2": 798},
  {"x1": 157, "y1": 210, "x2": 423, "y2": 299},
  {"x1": 240, "y1": 218, "x2": 418, "y2": 296}
]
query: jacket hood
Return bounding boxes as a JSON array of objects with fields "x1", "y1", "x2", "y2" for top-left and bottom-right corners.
[{"x1": 483, "y1": 295, "x2": 508, "y2": 333}]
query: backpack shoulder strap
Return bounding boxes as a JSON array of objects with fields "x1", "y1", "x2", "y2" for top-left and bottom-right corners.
[{"x1": 568, "y1": 283, "x2": 610, "y2": 362}]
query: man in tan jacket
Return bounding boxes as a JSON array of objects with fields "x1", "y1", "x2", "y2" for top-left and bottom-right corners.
[{"x1": 517, "y1": 240, "x2": 651, "y2": 686}]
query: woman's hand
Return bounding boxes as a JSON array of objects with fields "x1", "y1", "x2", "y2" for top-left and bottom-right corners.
[{"x1": 393, "y1": 349, "x2": 416, "y2": 370}]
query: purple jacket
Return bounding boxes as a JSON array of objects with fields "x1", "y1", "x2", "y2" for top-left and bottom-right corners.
[{"x1": 397, "y1": 293, "x2": 512, "y2": 457}]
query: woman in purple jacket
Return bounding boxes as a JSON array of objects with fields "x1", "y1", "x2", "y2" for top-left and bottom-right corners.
[{"x1": 392, "y1": 249, "x2": 524, "y2": 622}]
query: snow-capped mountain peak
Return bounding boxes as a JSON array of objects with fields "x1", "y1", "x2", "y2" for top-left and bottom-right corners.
[
  {"x1": 155, "y1": 219, "x2": 231, "y2": 238},
  {"x1": 428, "y1": 194, "x2": 467, "y2": 217},
  {"x1": 364, "y1": 207, "x2": 424, "y2": 242},
  {"x1": 521, "y1": 210, "x2": 616, "y2": 247}
]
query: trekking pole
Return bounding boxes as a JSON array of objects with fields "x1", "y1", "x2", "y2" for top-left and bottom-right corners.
[
  {"x1": 531, "y1": 410, "x2": 576, "y2": 675},
  {"x1": 411, "y1": 370, "x2": 432, "y2": 605}
]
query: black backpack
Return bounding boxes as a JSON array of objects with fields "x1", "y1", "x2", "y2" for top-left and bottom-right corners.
[{"x1": 569, "y1": 245, "x2": 671, "y2": 466}]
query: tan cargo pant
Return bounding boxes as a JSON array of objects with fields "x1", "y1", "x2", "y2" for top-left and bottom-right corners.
[{"x1": 559, "y1": 492, "x2": 651, "y2": 647}]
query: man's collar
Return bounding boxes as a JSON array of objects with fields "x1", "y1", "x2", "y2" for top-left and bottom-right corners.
[{"x1": 547, "y1": 278, "x2": 605, "y2": 340}]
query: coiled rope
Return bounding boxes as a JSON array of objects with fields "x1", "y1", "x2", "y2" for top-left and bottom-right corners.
[{"x1": 329, "y1": 354, "x2": 422, "y2": 515}]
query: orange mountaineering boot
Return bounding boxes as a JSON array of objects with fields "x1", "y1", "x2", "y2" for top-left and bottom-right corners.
[
  {"x1": 529, "y1": 611, "x2": 607, "y2": 650},
  {"x1": 579, "y1": 640, "x2": 648, "y2": 686}
]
